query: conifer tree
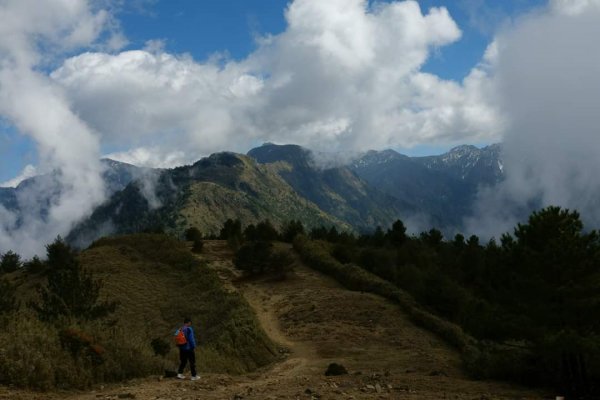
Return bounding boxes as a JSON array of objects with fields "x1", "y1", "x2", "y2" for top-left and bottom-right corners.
[
  {"x1": 30, "y1": 237, "x2": 117, "y2": 322},
  {"x1": 0, "y1": 278, "x2": 18, "y2": 318},
  {"x1": 0, "y1": 250, "x2": 21, "y2": 273}
]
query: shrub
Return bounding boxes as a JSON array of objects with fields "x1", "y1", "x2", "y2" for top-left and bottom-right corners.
[
  {"x1": 151, "y1": 337, "x2": 170, "y2": 357},
  {"x1": 331, "y1": 243, "x2": 355, "y2": 264},
  {"x1": 184, "y1": 227, "x2": 202, "y2": 242},
  {"x1": 59, "y1": 327, "x2": 104, "y2": 365},
  {"x1": 30, "y1": 237, "x2": 117, "y2": 323},
  {"x1": 234, "y1": 241, "x2": 273, "y2": 275},
  {"x1": 0, "y1": 278, "x2": 19, "y2": 327},
  {"x1": 192, "y1": 238, "x2": 204, "y2": 253},
  {"x1": 254, "y1": 220, "x2": 280, "y2": 241},
  {"x1": 0, "y1": 316, "x2": 74, "y2": 390},
  {"x1": 0, "y1": 314, "x2": 164, "y2": 390},
  {"x1": 23, "y1": 256, "x2": 45, "y2": 274},
  {"x1": 0, "y1": 250, "x2": 21, "y2": 273},
  {"x1": 216, "y1": 218, "x2": 245, "y2": 249},
  {"x1": 268, "y1": 249, "x2": 294, "y2": 279},
  {"x1": 281, "y1": 220, "x2": 305, "y2": 242},
  {"x1": 234, "y1": 242, "x2": 293, "y2": 277}
]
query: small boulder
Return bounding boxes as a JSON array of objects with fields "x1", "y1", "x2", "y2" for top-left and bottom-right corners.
[
  {"x1": 164, "y1": 370, "x2": 178, "y2": 378},
  {"x1": 324, "y1": 363, "x2": 348, "y2": 376}
]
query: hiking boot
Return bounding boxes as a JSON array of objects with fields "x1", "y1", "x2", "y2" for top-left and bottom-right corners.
[
  {"x1": 190, "y1": 375, "x2": 200, "y2": 381},
  {"x1": 176, "y1": 373, "x2": 185, "y2": 379}
]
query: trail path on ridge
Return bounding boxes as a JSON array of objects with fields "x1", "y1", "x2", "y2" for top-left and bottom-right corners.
[{"x1": 9, "y1": 241, "x2": 545, "y2": 400}]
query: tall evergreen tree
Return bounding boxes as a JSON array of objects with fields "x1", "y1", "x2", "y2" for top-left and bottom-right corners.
[
  {"x1": 0, "y1": 250, "x2": 21, "y2": 273},
  {"x1": 30, "y1": 237, "x2": 117, "y2": 322},
  {"x1": 0, "y1": 278, "x2": 18, "y2": 317}
]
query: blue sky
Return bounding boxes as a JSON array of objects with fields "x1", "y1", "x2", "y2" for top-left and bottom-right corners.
[
  {"x1": 0, "y1": 0, "x2": 548, "y2": 183},
  {"x1": 116, "y1": 0, "x2": 545, "y2": 79}
]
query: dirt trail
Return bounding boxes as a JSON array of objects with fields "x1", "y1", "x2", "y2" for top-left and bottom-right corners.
[{"x1": 4, "y1": 241, "x2": 547, "y2": 400}]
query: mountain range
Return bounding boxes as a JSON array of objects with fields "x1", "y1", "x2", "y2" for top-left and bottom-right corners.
[
  {"x1": 1, "y1": 143, "x2": 504, "y2": 247},
  {"x1": 0, "y1": 159, "x2": 149, "y2": 229}
]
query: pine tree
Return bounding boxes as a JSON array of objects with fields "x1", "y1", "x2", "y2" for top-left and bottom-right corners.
[
  {"x1": 0, "y1": 250, "x2": 21, "y2": 273},
  {"x1": 0, "y1": 278, "x2": 18, "y2": 317},
  {"x1": 30, "y1": 237, "x2": 117, "y2": 322}
]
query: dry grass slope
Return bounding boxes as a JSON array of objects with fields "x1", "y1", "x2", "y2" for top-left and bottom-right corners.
[
  {"x1": 83, "y1": 234, "x2": 278, "y2": 374},
  {"x1": 0, "y1": 234, "x2": 277, "y2": 391}
]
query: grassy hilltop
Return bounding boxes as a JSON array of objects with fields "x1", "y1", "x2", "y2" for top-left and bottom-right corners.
[{"x1": 0, "y1": 234, "x2": 276, "y2": 389}]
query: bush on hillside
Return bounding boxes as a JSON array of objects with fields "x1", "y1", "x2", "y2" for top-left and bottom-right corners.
[
  {"x1": 0, "y1": 250, "x2": 21, "y2": 273},
  {"x1": 23, "y1": 256, "x2": 45, "y2": 274},
  {"x1": 234, "y1": 241, "x2": 293, "y2": 277},
  {"x1": 150, "y1": 337, "x2": 170, "y2": 357},
  {"x1": 281, "y1": 220, "x2": 305, "y2": 242},
  {"x1": 0, "y1": 314, "x2": 162, "y2": 390},
  {"x1": 219, "y1": 219, "x2": 243, "y2": 249},
  {"x1": 184, "y1": 227, "x2": 202, "y2": 242},
  {"x1": 30, "y1": 237, "x2": 117, "y2": 323},
  {"x1": 192, "y1": 238, "x2": 204, "y2": 253},
  {"x1": 255, "y1": 220, "x2": 280, "y2": 241},
  {"x1": 331, "y1": 243, "x2": 355, "y2": 264},
  {"x1": 0, "y1": 278, "x2": 19, "y2": 327},
  {"x1": 244, "y1": 219, "x2": 281, "y2": 242}
]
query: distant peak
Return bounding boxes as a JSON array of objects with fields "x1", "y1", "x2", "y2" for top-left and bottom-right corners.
[
  {"x1": 247, "y1": 143, "x2": 312, "y2": 166},
  {"x1": 192, "y1": 152, "x2": 246, "y2": 169},
  {"x1": 449, "y1": 144, "x2": 479, "y2": 154}
]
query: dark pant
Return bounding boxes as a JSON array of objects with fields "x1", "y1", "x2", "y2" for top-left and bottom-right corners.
[{"x1": 178, "y1": 348, "x2": 197, "y2": 376}]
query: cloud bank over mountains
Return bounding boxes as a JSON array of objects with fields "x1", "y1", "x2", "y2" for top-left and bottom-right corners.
[
  {"x1": 467, "y1": 0, "x2": 600, "y2": 237},
  {"x1": 0, "y1": 0, "x2": 122, "y2": 255},
  {"x1": 1, "y1": 0, "x2": 600, "y2": 255},
  {"x1": 51, "y1": 0, "x2": 500, "y2": 167}
]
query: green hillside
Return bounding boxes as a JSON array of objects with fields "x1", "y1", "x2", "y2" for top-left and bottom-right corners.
[
  {"x1": 176, "y1": 154, "x2": 351, "y2": 235},
  {"x1": 69, "y1": 153, "x2": 349, "y2": 247},
  {"x1": 0, "y1": 234, "x2": 276, "y2": 389},
  {"x1": 248, "y1": 143, "x2": 412, "y2": 229}
]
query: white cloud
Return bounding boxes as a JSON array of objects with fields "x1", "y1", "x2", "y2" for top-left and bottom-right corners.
[
  {"x1": 104, "y1": 147, "x2": 187, "y2": 169},
  {"x1": 0, "y1": 0, "x2": 118, "y2": 257},
  {"x1": 466, "y1": 0, "x2": 600, "y2": 237},
  {"x1": 51, "y1": 0, "x2": 500, "y2": 163},
  {"x1": 550, "y1": 0, "x2": 600, "y2": 15},
  {"x1": 0, "y1": 164, "x2": 37, "y2": 188}
]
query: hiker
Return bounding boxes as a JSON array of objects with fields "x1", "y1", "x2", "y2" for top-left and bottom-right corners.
[{"x1": 175, "y1": 317, "x2": 199, "y2": 381}]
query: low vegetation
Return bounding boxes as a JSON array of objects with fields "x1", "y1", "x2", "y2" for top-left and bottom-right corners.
[
  {"x1": 234, "y1": 241, "x2": 294, "y2": 278},
  {"x1": 0, "y1": 233, "x2": 276, "y2": 390}
]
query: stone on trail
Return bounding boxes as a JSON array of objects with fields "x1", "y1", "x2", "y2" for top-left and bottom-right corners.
[{"x1": 324, "y1": 363, "x2": 348, "y2": 376}]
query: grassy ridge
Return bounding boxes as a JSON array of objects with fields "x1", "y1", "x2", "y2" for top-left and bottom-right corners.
[
  {"x1": 84, "y1": 234, "x2": 277, "y2": 373},
  {"x1": 0, "y1": 234, "x2": 276, "y2": 390},
  {"x1": 292, "y1": 236, "x2": 556, "y2": 385},
  {"x1": 293, "y1": 235, "x2": 473, "y2": 350}
]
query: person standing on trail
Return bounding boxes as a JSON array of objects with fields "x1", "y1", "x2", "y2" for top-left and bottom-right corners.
[{"x1": 176, "y1": 317, "x2": 199, "y2": 381}]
